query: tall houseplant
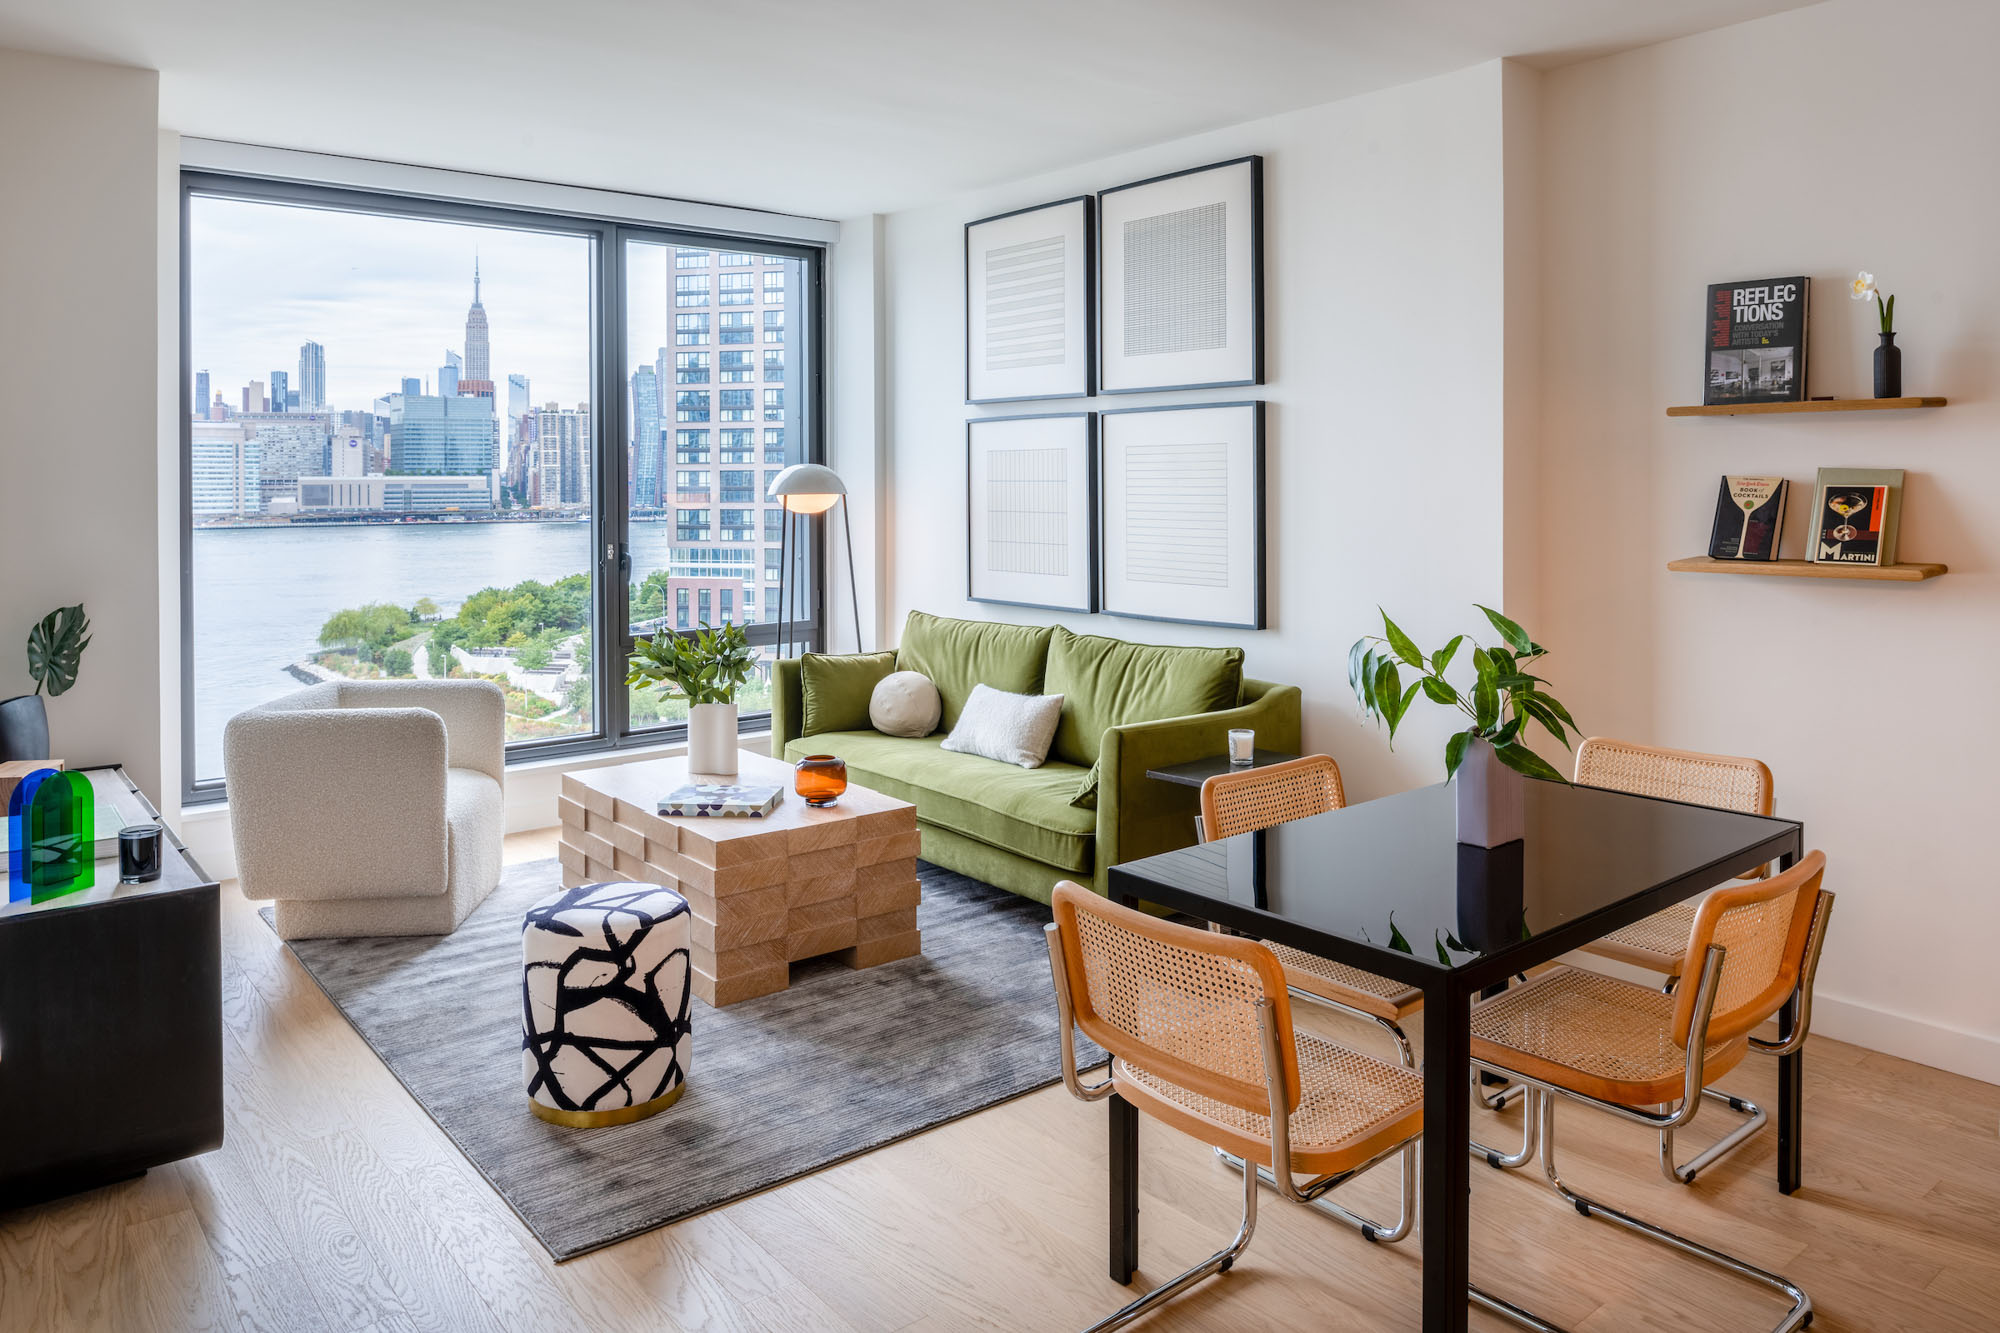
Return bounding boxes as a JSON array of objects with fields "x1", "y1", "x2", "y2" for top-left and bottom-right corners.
[
  {"x1": 1, "y1": 604, "x2": 92, "y2": 763},
  {"x1": 627, "y1": 620, "x2": 757, "y2": 776},
  {"x1": 1349, "y1": 605, "x2": 1577, "y2": 847}
]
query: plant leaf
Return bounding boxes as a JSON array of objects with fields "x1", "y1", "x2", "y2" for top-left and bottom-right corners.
[
  {"x1": 1431, "y1": 634, "x2": 1464, "y2": 676},
  {"x1": 1381, "y1": 610, "x2": 1424, "y2": 668},
  {"x1": 1493, "y1": 741, "x2": 1569, "y2": 784},
  {"x1": 1375, "y1": 658, "x2": 1401, "y2": 727},
  {"x1": 1436, "y1": 934, "x2": 1454, "y2": 966},
  {"x1": 1529, "y1": 690, "x2": 1579, "y2": 734},
  {"x1": 1477, "y1": 604, "x2": 1534, "y2": 655},
  {"x1": 1420, "y1": 675, "x2": 1459, "y2": 706},
  {"x1": 1348, "y1": 638, "x2": 1372, "y2": 699},
  {"x1": 1387, "y1": 915, "x2": 1413, "y2": 954},
  {"x1": 1445, "y1": 930, "x2": 1467, "y2": 951},
  {"x1": 1491, "y1": 715, "x2": 1523, "y2": 747},
  {"x1": 1517, "y1": 696, "x2": 1573, "y2": 750},
  {"x1": 26, "y1": 603, "x2": 90, "y2": 697},
  {"x1": 1471, "y1": 650, "x2": 1499, "y2": 731},
  {"x1": 1444, "y1": 729, "x2": 1472, "y2": 781}
]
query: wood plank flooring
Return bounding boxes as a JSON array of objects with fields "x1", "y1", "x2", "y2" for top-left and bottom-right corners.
[{"x1": 3, "y1": 827, "x2": 1996, "y2": 1331}]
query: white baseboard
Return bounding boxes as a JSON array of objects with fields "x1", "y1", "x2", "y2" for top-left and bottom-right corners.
[{"x1": 1809, "y1": 992, "x2": 2000, "y2": 1086}]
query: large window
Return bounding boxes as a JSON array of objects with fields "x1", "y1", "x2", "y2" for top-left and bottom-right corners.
[{"x1": 182, "y1": 173, "x2": 822, "y2": 802}]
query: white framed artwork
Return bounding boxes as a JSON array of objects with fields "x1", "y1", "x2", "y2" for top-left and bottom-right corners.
[
  {"x1": 966, "y1": 412, "x2": 1097, "y2": 613},
  {"x1": 1099, "y1": 402, "x2": 1264, "y2": 629},
  {"x1": 1097, "y1": 156, "x2": 1262, "y2": 393},
  {"x1": 964, "y1": 196, "x2": 1093, "y2": 403}
]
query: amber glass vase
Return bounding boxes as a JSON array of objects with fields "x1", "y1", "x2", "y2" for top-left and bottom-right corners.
[{"x1": 795, "y1": 754, "x2": 848, "y2": 807}]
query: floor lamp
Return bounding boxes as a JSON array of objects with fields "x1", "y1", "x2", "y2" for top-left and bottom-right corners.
[{"x1": 767, "y1": 463, "x2": 862, "y2": 659}]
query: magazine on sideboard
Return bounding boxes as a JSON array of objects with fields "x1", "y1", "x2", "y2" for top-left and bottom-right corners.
[
  {"x1": 1703, "y1": 277, "x2": 1809, "y2": 406},
  {"x1": 1708, "y1": 476, "x2": 1789, "y2": 561}
]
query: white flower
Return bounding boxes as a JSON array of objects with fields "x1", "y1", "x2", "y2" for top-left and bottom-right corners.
[{"x1": 1851, "y1": 271, "x2": 1877, "y2": 301}]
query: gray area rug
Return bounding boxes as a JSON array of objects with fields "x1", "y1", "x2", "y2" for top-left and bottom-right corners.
[{"x1": 266, "y1": 859, "x2": 1103, "y2": 1260}]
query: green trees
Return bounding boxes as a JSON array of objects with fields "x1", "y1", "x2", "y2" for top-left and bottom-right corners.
[
  {"x1": 317, "y1": 603, "x2": 414, "y2": 665},
  {"x1": 382, "y1": 648, "x2": 414, "y2": 677}
]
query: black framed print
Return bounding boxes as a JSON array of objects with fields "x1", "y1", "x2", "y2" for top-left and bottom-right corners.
[
  {"x1": 966, "y1": 412, "x2": 1098, "y2": 612},
  {"x1": 1098, "y1": 402, "x2": 1264, "y2": 629},
  {"x1": 1097, "y1": 156, "x2": 1263, "y2": 393},
  {"x1": 965, "y1": 196, "x2": 1094, "y2": 403}
]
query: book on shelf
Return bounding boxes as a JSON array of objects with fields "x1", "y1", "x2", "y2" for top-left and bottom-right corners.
[
  {"x1": 657, "y1": 783, "x2": 785, "y2": 818},
  {"x1": 1703, "y1": 277, "x2": 1809, "y2": 406},
  {"x1": 1808, "y1": 467, "x2": 1903, "y2": 567},
  {"x1": 1708, "y1": 476, "x2": 1789, "y2": 561}
]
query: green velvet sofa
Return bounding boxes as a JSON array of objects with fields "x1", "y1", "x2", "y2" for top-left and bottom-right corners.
[{"x1": 770, "y1": 611, "x2": 1301, "y2": 905}]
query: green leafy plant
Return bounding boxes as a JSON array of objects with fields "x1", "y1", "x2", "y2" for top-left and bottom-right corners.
[
  {"x1": 626, "y1": 621, "x2": 757, "y2": 706},
  {"x1": 1348, "y1": 604, "x2": 1577, "y2": 785},
  {"x1": 27, "y1": 604, "x2": 91, "y2": 697}
]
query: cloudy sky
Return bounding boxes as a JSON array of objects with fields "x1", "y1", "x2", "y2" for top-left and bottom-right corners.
[{"x1": 188, "y1": 195, "x2": 681, "y2": 413}]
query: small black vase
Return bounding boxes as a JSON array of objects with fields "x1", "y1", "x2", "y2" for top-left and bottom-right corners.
[
  {"x1": 1874, "y1": 331, "x2": 1902, "y2": 399},
  {"x1": 0, "y1": 694, "x2": 50, "y2": 762}
]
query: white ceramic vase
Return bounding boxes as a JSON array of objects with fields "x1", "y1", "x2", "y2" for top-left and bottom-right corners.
[
  {"x1": 687, "y1": 701, "x2": 739, "y2": 776},
  {"x1": 1455, "y1": 738, "x2": 1524, "y2": 847}
]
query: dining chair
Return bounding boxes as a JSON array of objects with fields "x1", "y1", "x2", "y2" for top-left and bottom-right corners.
[
  {"x1": 1043, "y1": 880, "x2": 1424, "y2": 1331},
  {"x1": 1465, "y1": 852, "x2": 1832, "y2": 1333},
  {"x1": 1574, "y1": 737, "x2": 1775, "y2": 981},
  {"x1": 1199, "y1": 756, "x2": 1427, "y2": 1069}
]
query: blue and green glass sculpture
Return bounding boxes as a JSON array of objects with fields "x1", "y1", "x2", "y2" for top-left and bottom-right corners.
[{"x1": 7, "y1": 767, "x2": 94, "y2": 903}]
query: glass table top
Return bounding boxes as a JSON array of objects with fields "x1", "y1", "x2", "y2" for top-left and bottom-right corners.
[{"x1": 1114, "y1": 780, "x2": 1800, "y2": 972}]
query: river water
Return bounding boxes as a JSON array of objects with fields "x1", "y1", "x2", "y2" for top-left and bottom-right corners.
[{"x1": 190, "y1": 518, "x2": 683, "y2": 780}]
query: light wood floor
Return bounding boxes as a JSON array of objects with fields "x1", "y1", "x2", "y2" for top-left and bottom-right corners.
[{"x1": 4, "y1": 827, "x2": 1997, "y2": 1332}]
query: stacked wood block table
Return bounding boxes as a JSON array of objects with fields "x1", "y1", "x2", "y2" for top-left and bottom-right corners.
[{"x1": 556, "y1": 751, "x2": 921, "y2": 1006}]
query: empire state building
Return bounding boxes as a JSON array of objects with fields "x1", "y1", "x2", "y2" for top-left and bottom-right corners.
[{"x1": 460, "y1": 258, "x2": 493, "y2": 395}]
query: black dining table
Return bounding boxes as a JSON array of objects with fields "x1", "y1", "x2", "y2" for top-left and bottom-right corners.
[{"x1": 1106, "y1": 777, "x2": 1805, "y2": 1333}]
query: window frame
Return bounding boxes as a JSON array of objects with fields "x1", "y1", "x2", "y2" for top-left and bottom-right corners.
[{"x1": 179, "y1": 170, "x2": 826, "y2": 807}]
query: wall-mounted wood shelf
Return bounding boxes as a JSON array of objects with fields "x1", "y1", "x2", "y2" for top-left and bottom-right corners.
[
  {"x1": 1667, "y1": 556, "x2": 1947, "y2": 582},
  {"x1": 1665, "y1": 397, "x2": 1945, "y2": 417}
]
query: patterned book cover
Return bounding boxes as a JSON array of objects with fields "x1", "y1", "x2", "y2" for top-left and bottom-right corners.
[{"x1": 657, "y1": 783, "x2": 784, "y2": 818}]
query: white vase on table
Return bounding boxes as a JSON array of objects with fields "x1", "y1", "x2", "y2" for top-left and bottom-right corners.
[
  {"x1": 1455, "y1": 738, "x2": 1524, "y2": 848},
  {"x1": 687, "y1": 702, "x2": 739, "y2": 776}
]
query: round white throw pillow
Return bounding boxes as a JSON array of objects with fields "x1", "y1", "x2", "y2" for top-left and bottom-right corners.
[{"x1": 870, "y1": 671, "x2": 942, "y2": 737}]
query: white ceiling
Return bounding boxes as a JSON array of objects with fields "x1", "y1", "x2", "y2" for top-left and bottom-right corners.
[{"x1": 0, "y1": 0, "x2": 1819, "y2": 219}]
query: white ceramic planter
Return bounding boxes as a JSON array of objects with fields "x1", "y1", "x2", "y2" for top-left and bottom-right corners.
[
  {"x1": 687, "y1": 702, "x2": 739, "y2": 776},
  {"x1": 1456, "y1": 738, "x2": 1525, "y2": 847}
]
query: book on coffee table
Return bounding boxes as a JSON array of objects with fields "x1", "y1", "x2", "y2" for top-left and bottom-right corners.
[{"x1": 657, "y1": 783, "x2": 784, "y2": 818}]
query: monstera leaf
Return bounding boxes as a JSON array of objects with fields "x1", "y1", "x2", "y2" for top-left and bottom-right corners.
[{"x1": 27, "y1": 604, "x2": 91, "y2": 697}]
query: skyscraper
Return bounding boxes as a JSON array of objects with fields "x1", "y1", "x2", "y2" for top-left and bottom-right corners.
[
  {"x1": 268, "y1": 370, "x2": 289, "y2": 412},
  {"x1": 463, "y1": 259, "x2": 490, "y2": 384},
  {"x1": 194, "y1": 370, "x2": 210, "y2": 419},
  {"x1": 243, "y1": 379, "x2": 266, "y2": 414},
  {"x1": 297, "y1": 341, "x2": 326, "y2": 411},
  {"x1": 190, "y1": 423, "x2": 262, "y2": 517},
  {"x1": 630, "y1": 365, "x2": 661, "y2": 509},
  {"x1": 402, "y1": 376, "x2": 423, "y2": 399},
  {"x1": 389, "y1": 393, "x2": 496, "y2": 475},
  {"x1": 530, "y1": 402, "x2": 589, "y2": 509},
  {"x1": 439, "y1": 350, "x2": 461, "y2": 399}
]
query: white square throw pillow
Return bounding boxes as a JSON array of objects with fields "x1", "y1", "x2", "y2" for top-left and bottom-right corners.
[{"x1": 940, "y1": 683, "x2": 1064, "y2": 769}]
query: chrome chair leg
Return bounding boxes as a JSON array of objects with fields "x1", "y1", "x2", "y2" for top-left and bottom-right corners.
[
  {"x1": 1514, "y1": 1091, "x2": 1812, "y2": 1333},
  {"x1": 1662, "y1": 1085, "x2": 1769, "y2": 1184},
  {"x1": 1469, "y1": 1082, "x2": 1539, "y2": 1170},
  {"x1": 1088, "y1": 1137, "x2": 1260, "y2": 1332},
  {"x1": 1282, "y1": 984, "x2": 1415, "y2": 1067},
  {"x1": 1216, "y1": 1137, "x2": 1417, "y2": 1244}
]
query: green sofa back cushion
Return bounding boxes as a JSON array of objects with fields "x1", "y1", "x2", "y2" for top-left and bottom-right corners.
[
  {"x1": 1043, "y1": 625, "x2": 1245, "y2": 766},
  {"x1": 800, "y1": 650, "x2": 898, "y2": 736},
  {"x1": 895, "y1": 611, "x2": 1053, "y2": 731}
]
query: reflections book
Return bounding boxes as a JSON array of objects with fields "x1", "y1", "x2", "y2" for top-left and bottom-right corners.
[
  {"x1": 1702, "y1": 277, "x2": 1809, "y2": 405},
  {"x1": 1808, "y1": 467, "x2": 1903, "y2": 566},
  {"x1": 658, "y1": 784, "x2": 784, "y2": 818},
  {"x1": 1708, "y1": 476, "x2": 1789, "y2": 561}
]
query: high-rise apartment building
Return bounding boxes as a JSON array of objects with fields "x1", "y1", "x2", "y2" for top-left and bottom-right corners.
[
  {"x1": 268, "y1": 370, "x2": 289, "y2": 412},
  {"x1": 190, "y1": 422, "x2": 262, "y2": 517},
  {"x1": 194, "y1": 370, "x2": 210, "y2": 419},
  {"x1": 297, "y1": 341, "x2": 325, "y2": 411},
  {"x1": 630, "y1": 364, "x2": 661, "y2": 509},
  {"x1": 530, "y1": 402, "x2": 590, "y2": 510},
  {"x1": 389, "y1": 393, "x2": 496, "y2": 475},
  {"x1": 235, "y1": 411, "x2": 332, "y2": 510}
]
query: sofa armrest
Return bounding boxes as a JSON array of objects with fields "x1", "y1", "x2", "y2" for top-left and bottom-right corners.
[
  {"x1": 333, "y1": 679, "x2": 506, "y2": 783},
  {"x1": 1093, "y1": 682, "x2": 1304, "y2": 894},
  {"x1": 770, "y1": 657, "x2": 804, "y2": 758},
  {"x1": 223, "y1": 703, "x2": 450, "y2": 902}
]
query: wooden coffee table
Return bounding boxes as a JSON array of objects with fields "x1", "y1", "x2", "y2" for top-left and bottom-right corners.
[{"x1": 557, "y1": 750, "x2": 921, "y2": 1006}]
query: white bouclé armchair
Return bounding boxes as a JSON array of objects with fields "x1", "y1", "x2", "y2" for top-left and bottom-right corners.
[{"x1": 224, "y1": 679, "x2": 507, "y2": 940}]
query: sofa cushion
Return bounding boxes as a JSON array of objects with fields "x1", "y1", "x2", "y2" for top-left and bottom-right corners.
[
  {"x1": 894, "y1": 611, "x2": 1053, "y2": 732},
  {"x1": 940, "y1": 684, "x2": 1063, "y2": 768},
  {"x1": 800, "y1": 650, "x2": 898, "y2": 736},
  {"x1": 784, "y1": 730, "x2": 1094, "y2": 874},
  {"x1": 1043, "y1": 626, "x2": 1245, "y2": 766}
]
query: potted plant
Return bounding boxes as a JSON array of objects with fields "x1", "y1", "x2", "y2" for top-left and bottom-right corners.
[
  {"x1": 1, "y1": 604, "x2": 91, "y2": 763},
  {"x1": 1348, "y1": 605, "x2": 1577, "y2": 847},
  {"x1": 627, "y1": 620, "x2": 757, "y2": 776}
]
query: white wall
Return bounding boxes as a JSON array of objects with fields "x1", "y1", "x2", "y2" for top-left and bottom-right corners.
[
  {"x1": 0, "y1": 50, "x2": 163, "y2": 797},
  {"x1": 1537, "y1": 0, "x2": 2000, "y2": 1081},
  {"x1": 880, "y1": 61, "x2": 1533, "y2": 799}
]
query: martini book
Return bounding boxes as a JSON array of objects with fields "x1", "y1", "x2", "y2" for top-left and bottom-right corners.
[
  {"x1": 1703, "y1": 277, "x2": 1809, "y2": 405},
  {"x1": 1808, "y1": 468, "x2": 1903, "y2": 567}
]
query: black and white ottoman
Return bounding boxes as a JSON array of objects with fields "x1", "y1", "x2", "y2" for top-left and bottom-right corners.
[{"x1": 521, "y1": 882, "x2": 693, "y2": 1127}]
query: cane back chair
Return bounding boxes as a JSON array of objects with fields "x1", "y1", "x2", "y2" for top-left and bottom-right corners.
[
  {"x1": 1044, "y1": 881, "x2": 1424, "y2": 1331},
  {"x1": 1466, "y1": 852, "x2": 1832, "y2": 1333}
]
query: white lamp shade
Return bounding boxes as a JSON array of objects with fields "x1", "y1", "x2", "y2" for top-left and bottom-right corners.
[{"x1": 767, "y1": 463, "x2": 846, "y2": 514}]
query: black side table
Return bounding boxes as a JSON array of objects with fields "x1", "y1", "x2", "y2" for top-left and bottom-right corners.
[
  {"x1": 0, "y1": 766, "x2": 222, "y2": 1208},
  {"x1": 1145, "y1": 748, "x2": 1303, "y2": 789}
]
